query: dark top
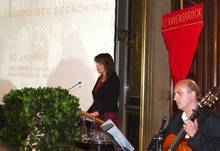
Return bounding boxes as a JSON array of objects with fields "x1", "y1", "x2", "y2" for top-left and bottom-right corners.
[
  {"x1": 87, "y1": 72, "x2": 120, "y2": 116},
  {"x1": 163, "y1": 109, "x2": 220, "y2": 151}
]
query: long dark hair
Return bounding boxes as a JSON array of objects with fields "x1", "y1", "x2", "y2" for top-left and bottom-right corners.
[{"x1": 94, "y1": 53, "x2": 115, "y2": 79}]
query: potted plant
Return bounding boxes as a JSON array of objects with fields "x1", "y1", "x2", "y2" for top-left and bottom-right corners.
[{"x1": 0, "y1": 87, "x2": 81, "y2": 151}]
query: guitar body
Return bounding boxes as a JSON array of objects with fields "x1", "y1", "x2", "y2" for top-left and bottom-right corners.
[{"x1": 163, "y1": 133, "x2": 192, "y2": 151}]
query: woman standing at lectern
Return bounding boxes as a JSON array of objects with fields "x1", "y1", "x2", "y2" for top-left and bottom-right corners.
[{"x1": 87, "y1": 53, "x2": 120, "y2": 127}]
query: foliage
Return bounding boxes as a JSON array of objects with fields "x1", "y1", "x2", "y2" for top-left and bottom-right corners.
[{"x1": 0, "y1": 87, "x2": 81, "y2": 151}]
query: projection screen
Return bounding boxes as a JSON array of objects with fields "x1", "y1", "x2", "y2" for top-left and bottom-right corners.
[{"x1": 0, "y1": 0, "x2": 116, "y2": 110}]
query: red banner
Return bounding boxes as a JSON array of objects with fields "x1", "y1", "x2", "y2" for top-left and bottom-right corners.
[{"x1": 162, "y1": 3, "x2": 204, "y2": 84}]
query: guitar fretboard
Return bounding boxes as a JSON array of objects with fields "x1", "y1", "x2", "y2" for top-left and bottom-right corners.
[
  {"x1": 168, "y1": 106, "x2": 202, "y2": 151},
  {"x1": 169, "y1": 128, "x2": 186, "y2": 150}
]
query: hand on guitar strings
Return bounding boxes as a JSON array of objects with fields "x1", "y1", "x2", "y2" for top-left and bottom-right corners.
[{"x1": 183, "y1": 119, "x2": 198, "y2": 137}]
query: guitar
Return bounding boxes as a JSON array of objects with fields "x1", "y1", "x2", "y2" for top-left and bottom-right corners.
[{"x1": 163, "y1": 87, "x2": 219, "y2": 151}]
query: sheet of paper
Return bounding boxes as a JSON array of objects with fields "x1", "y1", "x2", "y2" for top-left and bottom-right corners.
[{"x1": 100, "y1": 119, "x2": 134, "y2": 151}]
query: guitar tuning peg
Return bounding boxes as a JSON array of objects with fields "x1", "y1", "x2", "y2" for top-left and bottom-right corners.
[{"x1": 211, "y1": 100, "x2": 216, "y2": 104}]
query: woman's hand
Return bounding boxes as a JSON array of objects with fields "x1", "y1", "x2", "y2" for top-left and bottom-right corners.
[{"x1": 90, "y1": 111, "x2": 99, "y2": 117}]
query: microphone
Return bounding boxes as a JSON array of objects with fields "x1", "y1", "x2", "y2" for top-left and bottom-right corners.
[
  {"x1": 68, "y1": 81, "x2": 82, "y2": 91},
  {"x1": 159, "y1": 116, "x2": 167, "y2": 133}
]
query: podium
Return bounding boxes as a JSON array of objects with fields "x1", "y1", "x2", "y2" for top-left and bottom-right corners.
[
  {"x1": 76, "y1": 126, "x2": 117, "y2": 151},
  {"x1": 79, "y1": 111, "x2": 134, "y2": 151},
  {"x1": 76, "y1": 113, "x2": 116, "y2": 150}
]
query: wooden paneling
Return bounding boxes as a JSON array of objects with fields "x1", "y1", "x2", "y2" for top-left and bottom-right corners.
[{"x1": 129, "y1": 0, "x2": 142, "y2": 97}]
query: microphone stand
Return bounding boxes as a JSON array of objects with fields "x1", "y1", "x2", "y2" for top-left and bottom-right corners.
[
  {"x1": 156, "y1": 116, "x2": 167, "y2": 151},
  {"x1": 148, "y1": 116, "x2": 167, "y2": 151},
  {"x1": 155, "y1": 129, "x2": 164, "y2": 151}
]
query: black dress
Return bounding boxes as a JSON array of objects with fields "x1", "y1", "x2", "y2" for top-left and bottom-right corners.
[{"x1": 85, "y1": 72, "x2": 120, "y2": 151}]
